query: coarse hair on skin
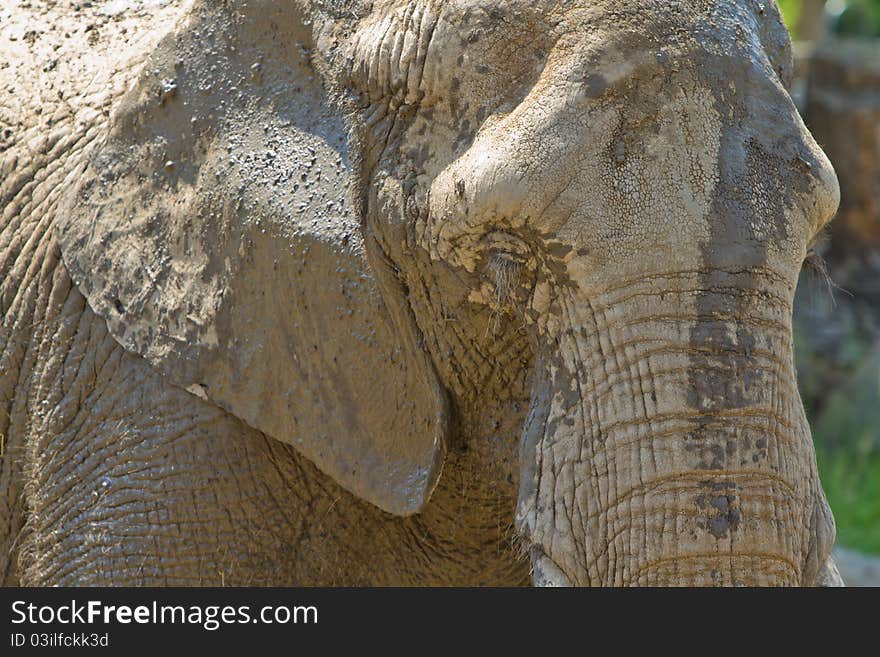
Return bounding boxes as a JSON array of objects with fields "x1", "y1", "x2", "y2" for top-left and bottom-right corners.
[
  {"x1": 802, "y1": 228, "x2": 850, "y2": 306},
  {"x1": 488, "y1": 252, "x2": 524, "y2": 309}
]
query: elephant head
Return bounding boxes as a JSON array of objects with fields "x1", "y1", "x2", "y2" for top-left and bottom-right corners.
[{"x1": 58, "y1": 0, "x2": 840, "y2": 585}]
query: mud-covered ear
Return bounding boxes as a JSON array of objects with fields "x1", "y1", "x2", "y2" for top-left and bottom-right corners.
[{"x1": 56, "y1": 0, "x2": 449, "y2": 515}]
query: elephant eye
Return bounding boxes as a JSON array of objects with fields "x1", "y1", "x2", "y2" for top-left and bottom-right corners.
[
  {"x1": 478, "y1": 231, "x2": 533, "y2": 305},
  {"x1": 481, "y1": 231, "x2": 531, "y2": 259},
  {"x1": 805, "y1": 226, "x2": 829, "y2": 256}
]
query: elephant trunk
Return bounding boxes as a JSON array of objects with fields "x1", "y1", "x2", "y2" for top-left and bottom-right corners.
[{"x1": 515, "y1": 267, "x2": 835, "y2": 586}]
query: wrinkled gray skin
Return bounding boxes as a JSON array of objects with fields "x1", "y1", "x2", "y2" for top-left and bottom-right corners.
[{"x1": 1, "y1": 0, "x2": 844, "y2": 586}]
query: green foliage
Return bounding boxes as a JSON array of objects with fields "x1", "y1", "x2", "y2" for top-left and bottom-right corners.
[
  {"x1": 835, "y1": 0, "x2": 880, "y2": 37},
  {"x1": 777, "y1": 0, "x2": 880, "y2": 39},
  {"x1": 811, "y1": 346, "x2": 880, "y2": 554},
  {"x1": 817, "y1": 446, "x2": 880, "y2": 554},
  {"x1": 792, "y1": 274, "x2": 880, "y2": 555},
  {"x1": 777, "y1": 0, "x2": 802, "y2": 33},
  {"x1": 813, "y1": 344, "x2": 880, "y2": 452}
]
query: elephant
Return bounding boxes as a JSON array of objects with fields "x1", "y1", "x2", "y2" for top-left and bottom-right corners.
[{"x1": 0, "y1": 0, "x2": 844, "y2": 586}]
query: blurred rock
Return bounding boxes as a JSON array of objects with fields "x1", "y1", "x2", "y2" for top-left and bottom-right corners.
[
  {"x1": 806, "y1": 39, "x2": 880, "y2": 248},
  {"x1": 834, "y1": 546, "x2": 880, "y2": 587}
]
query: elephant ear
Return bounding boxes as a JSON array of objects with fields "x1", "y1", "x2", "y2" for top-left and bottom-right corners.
[{"x1": 56, "y1": 0, "x2": 449, "y2": 515}]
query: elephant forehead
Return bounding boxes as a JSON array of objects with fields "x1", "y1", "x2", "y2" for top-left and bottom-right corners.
[
  {"x1": 555, "y1": 84, "x2": 723, "y2": 259},
  {"x1": 354, "y1": 0, "x2": 782, "y2": 181},
  {"x1": 349, "y1": 0, "x2": 779, "y2": 80}
]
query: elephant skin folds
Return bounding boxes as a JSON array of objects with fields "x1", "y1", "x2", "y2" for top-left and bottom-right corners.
[{"x1": 1, "y1": 1, "x2": 844, "y2": 585}]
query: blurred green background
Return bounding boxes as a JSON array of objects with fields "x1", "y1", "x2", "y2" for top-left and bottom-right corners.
[
  {"x1": 780, "y1": 0, "x2": 880, "y2": 38},
  {"x1": 780, "y1": 0, "x2": 880, "y2": 557}
]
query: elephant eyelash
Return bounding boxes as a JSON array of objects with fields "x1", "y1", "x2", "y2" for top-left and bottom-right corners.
[
  {"x1": 488, "y1": 251, "x2": 525, "y2": 307},
  {"x1": 801, "y1": 228, "x2": 850, "y2": 303},
  {"x1": 802, "y1": 227, "x2": 829, "y2": 275},
  {"x1": 802, "y1": 247, "x2": 828, "y2": 278}
]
